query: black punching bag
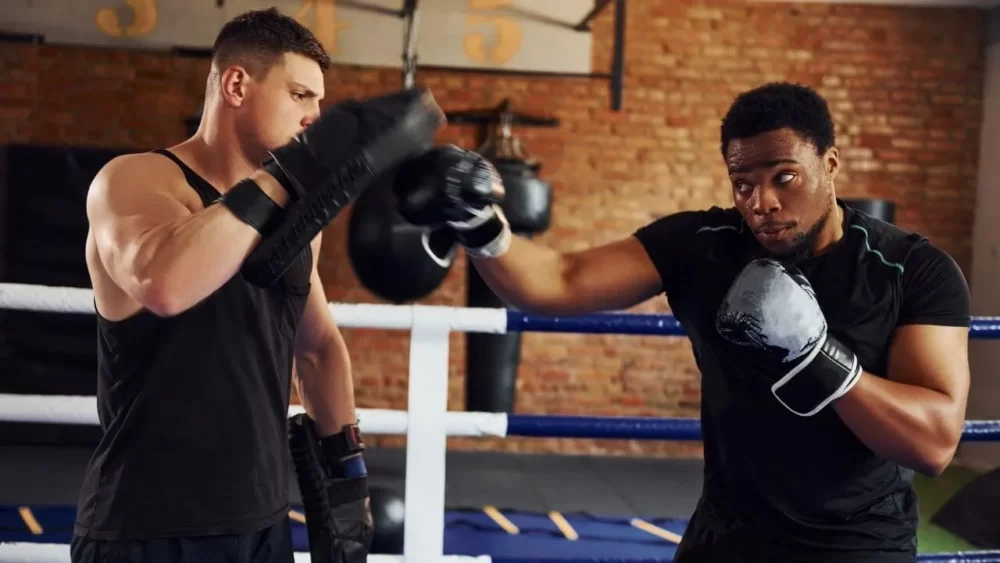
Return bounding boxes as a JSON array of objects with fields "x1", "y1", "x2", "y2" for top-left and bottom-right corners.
[
  {"x1": 466, "y1": 112, "x2": 552, "y2": 413},
  {"x1": 843, "y1": 198, "x2": 895, "y2": 225},
  {"x1": 348, "y1": 175, "x2": 453, "y2": 303},
  {"x1": 369, "y1": 485, "x2": 405, "y2": 554}
]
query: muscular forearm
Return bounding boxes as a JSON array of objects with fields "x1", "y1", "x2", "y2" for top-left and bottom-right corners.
[
  {"x1": 294, "y1": 340, "x2": 357, "y2": 438},
  {"x1": 471, "y1": 237, "x2": 576, "y2": 314},
  {"x1": 833, "y1": 372, "x2": 963, "y2": 476},
  {"x1": 129, "y1": 173, "x2": 289, "y2": 316}
]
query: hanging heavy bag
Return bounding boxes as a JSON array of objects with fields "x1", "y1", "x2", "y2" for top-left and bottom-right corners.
[
  {"x1": 465, "y1": 112, "x2": 552, "y2": 413},
  {"x1": 348, "y1": 174, "x2": 453, "y2": 304}
]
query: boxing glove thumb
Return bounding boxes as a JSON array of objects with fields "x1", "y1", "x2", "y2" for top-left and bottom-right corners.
[{"x1": 422, "y1": 226, "x2": 459, "y2": 268}]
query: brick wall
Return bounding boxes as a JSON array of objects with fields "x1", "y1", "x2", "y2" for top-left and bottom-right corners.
[{"x1": 0, "y1": 1, "x2": 985, "y2": 458}]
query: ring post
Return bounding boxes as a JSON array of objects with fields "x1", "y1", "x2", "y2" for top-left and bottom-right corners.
[{"x1": 403, "y1": 305, "x2": 451, "y2": 561}]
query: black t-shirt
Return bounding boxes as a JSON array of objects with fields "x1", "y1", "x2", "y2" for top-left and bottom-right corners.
[{"x1": 633, "y1": 201, "x2": 970, "y2": 560}]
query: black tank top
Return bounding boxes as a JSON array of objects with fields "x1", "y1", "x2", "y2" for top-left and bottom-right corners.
[{"x1": 74, "y1": 149, "x2": 313, "y2": 540}]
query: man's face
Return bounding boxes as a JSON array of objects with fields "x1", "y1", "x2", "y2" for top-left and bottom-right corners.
[
  {"x1": 241, "y1": 52, "x2": 325, "y2": 153},
  {"x1": 725, "y1": 128, "x2": 839, "y2": 260}
]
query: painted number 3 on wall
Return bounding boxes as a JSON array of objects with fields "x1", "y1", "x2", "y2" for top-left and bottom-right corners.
[
  {"x1": 464, "y1": 0, "x2": 523, "y2": 65},
  {"x1": 91, "y1": 0, "x2": 525, "y2": 66},
  {"x1": 294, "y1": 0, "x2": 525, "y2": 65},
  {"x1": 96, "y1": 0, "x2": 158, "y2": 38}
]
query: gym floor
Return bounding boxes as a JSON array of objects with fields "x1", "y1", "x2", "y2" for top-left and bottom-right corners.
[
  {"x1": 0, "y1": 445, "x2": 703, "y2": 517},
  {"x1": 0, "y1": 444, "x2": 981, "y2": 557}
]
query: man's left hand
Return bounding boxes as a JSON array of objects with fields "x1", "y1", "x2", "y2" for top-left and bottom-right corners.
[
  {"x1": 715, "y1": 258, "x2": 863, "y2": 416},
  {"x1": 289, "y1": 415, "x2": 374, "y2": 563},
  {"x1": 320, "y1": 469, "x2": 373, "y2": 562}
]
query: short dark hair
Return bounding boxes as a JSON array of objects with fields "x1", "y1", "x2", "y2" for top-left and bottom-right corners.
[
  {"x1": 720, "y1": 82, "x2": 835, "y2": 157},
  {"x1": 212, "y1": 7, "x2": 332, "y2": 78}
]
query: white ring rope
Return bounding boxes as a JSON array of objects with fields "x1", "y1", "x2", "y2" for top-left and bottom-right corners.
[
  {"x1": 4, "y1": 282, "x2": 1000, "y2": 562},
  {"x1": 0, "y1": 283, "x2": 509, "y2": 333},
  {"x1": 0, "y1": 394, "x2": 509, "y2": 438},
  {"x1": 0, "y1": 282, "x2": 509, "y2": 560},
  {"x1": 0, "y1": 543, "x2": 491, "y2": 563}
]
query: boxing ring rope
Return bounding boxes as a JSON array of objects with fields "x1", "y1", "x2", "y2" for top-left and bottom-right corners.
[
  {"x1": 2, "y1": 282, "x2": 1000, "y2": 563},
  {"x1": 7, "y1": 282, "x2": 1000, "y2": 337},
  {"x1": 3, "y1": 393, "x2": 1000, "y2": 442},
  {"x1": 0, "y1": 548, "x2": 996, "y2": 563}
]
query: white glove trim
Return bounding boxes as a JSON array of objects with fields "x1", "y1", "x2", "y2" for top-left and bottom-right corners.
[
  {"x1": 448, "y1": 205, "x2": 496, "y2": 231},
  {"x1": 463, "y1": 205, "x2": 511, "y2": 259},
  {"x1": 420, "y1": 229, "x2": 457, "y2": 268},
  {"x1": 770, "y1": 326, "x2": 864, "y2": 417}
]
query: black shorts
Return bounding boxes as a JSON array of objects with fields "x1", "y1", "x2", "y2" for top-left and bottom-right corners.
[
  {"x1": 70, "y1": 517, "x2": 293, "y2": 563},
  {"x1": 674, "y1": 505, "x2": 916, "y2": 563},
  {"x1": 673, "y1": 537, "x2": 916, "y2": 563}
]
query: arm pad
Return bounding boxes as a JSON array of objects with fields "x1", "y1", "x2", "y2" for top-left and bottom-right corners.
[
  {"x1": 289, "y1": 414, "x2": 373, "y2": 563},
  {"x1": 239, "y1": 87, "x2": 445, "y2": 287}
]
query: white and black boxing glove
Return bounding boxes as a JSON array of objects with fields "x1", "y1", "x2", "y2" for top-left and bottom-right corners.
[
  {"x1": 715, "y1": 259, "x2": 863, "y2": 417},
  {"x1": 393, "y1": 145, "x2": 512, "y2": 265}
]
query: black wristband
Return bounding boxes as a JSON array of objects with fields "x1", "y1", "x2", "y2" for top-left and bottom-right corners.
[
  {"x1": 320, "y1": 424, "x2": 366, "y2": 463},
  {"x1": 218, "y1": 179, "x2": 284, "y2": 235}
]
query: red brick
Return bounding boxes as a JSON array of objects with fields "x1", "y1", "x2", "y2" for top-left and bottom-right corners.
[{"x1": 0, "y1": 0, "x2": 984, "y2": 458}]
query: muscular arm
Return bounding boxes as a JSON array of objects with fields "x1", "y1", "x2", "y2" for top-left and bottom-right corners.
[
  {"x1": 470, "y1": 235, "x2": 664, "y2": 315},
  {"x1": 88, "y1": 154, "x2": 290, "y2": 317},
  {"x1": 832, "y1": 245, "x2": 971, "y2": 477},
  {"x1": 292, "y1": 234, "x2": 356, "y2": 437},
  {"x1": 833, "y1": 325, "x2": 969, "y2": 476},
  {"x1": 469, "y1": 210, "x2": 707, "y2": 315}
]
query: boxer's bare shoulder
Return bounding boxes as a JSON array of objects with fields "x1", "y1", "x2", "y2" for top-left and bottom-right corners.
[
  {"x1": 85, "y1": 152, "x2": 201, "y2": 321},
  {"x1": 88, "y1": 152, "x2": 204, "y2": 218}
]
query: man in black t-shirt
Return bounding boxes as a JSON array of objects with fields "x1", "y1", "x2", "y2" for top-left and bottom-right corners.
[{"x1": 391, "y1": 82, "x2": 972, "y2": 562}]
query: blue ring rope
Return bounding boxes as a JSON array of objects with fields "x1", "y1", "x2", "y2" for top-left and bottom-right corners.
[
  {"x1": 506, "y1": 311, "x2": 1000, "y2": 338},
  {"x1": 917, "y1": 553, "x2": 1000, "y2": 563},
  {"x1": 487, "y1": 552, "x2": 1000, "y2": 563},
  {"x1": 506, "y1": 415, "x2": 1000, "y2": 442}
]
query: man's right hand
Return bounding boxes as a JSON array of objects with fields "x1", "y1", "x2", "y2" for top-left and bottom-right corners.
[
  {"x1": 228, "y1": 88, "x2": 445, "y2": 287},
  {"x1": 393, "y1": 145, "x2": 512, "y2": 262},
  {"x1": 264, "y1": 90, "x2": 442, "y2": 202}
]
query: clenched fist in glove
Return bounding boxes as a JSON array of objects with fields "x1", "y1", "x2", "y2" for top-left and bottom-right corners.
[
  {"x1": 288, "y1": 415, "x2": 373, "y2": 563},
  {"x1": 715, "y1": 259, "x2": 863, "y2": 417},
  {"x1": 392, "y1": 145, "x2": 511, "y2": 265}
]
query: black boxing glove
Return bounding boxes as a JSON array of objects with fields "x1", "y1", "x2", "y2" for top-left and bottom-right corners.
[
  {"x1": 288, "y1": 415, "x2": 373, "y2": 563},
  {"x1": 220, "y1": 88, "x2": 445, "y2": 287},
  {"x1": 393, "y1": 145, "x2": 512, "y2": 263},
  {"x1": 715, "y1": 259, "x2": 863, "y2": 417}
]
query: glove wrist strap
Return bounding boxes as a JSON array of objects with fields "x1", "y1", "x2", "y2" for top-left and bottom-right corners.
[
  {"x1": 217, "y1": 179, "x2": 284, "y2": 235},
  {"x1": 320, "y1": 423, "x2": 366, "y2": 460},
  {"x1": 771, "y1": 333, "x2": 863, "y2": 417},
  {"x1": 457, "y1": 205, "x2": 512, "y2": 259}
]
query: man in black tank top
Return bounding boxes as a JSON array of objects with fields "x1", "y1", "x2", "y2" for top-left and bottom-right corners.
[
  {"x1": 388, "y1": 83, "x2": 972, "y2": 562},
  {"x1": 74, "y1": 8, "x2": 445, "y2": 563}
]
